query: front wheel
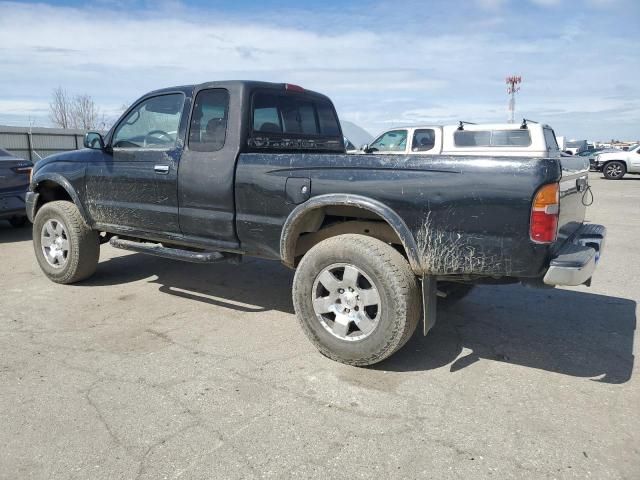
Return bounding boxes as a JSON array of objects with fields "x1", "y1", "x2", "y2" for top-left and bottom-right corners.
[
  {"x1": 603, "y1": 161, "x2": 626, "y2": 180},
  {"x1": 32, "y1": 201, "x2": 100, "y2": 284},
  {"x1": 292, "y1": 234, "x2": 421, "y2": 366}
]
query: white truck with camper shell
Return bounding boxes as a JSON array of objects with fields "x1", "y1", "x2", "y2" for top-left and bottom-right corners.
[{"x1": 361, "y1": 121, "x2": 561, "y2": 158}]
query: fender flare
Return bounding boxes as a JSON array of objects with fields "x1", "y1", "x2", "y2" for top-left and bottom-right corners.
[
  {"x1": 31, "y1": 172, "x2": 92, "y2": 225},
  {"x1": 280, "y1": 193, "x2": 424, "y2": 275}
]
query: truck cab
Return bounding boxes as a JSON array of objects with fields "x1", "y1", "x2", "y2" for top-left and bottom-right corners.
[{"x1": 364, "y1": 122, "x2": 561, "y2": 158}]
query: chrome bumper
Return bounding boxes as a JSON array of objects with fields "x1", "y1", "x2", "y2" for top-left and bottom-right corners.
[{"x1": 543, "y1": 224, "x2": 606, "y2": 286}]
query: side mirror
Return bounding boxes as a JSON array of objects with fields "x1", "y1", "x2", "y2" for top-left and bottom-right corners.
[
  {"x1": 84, "y1": 131, "x2": 105, "y2": 150},
  {"x1": 361, "y1": 144, "x2": 375, "y2": 153}
]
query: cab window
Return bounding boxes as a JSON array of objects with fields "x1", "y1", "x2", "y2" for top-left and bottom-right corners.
[
  {"x1": 370, "y1": 130, "x2": 407, "y2": 152},
  {"x1": 112, "y1": 94, "x2": 184, "y2": 149},
  {"x1": 188, "y1": 89, "x2": 229, "y2": 152},
  {"x1": 412, "y1": 129, "x2": 436, "y2": 152},
  {"x1": 251, "y1": 92, "x2": 340, "y2": 136}
]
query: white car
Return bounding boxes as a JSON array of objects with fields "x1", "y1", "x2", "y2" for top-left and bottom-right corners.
[
  {"x1": 362, "y1": 121, "x2": 561, "y2": 158},
  {"x1": 594, "y1": 144, "x2": 640, "y2": 180}
]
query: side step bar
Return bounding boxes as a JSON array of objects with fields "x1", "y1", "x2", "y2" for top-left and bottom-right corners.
[{"x1": 109, "y1": 236, "x2": 239, "y2": 264}]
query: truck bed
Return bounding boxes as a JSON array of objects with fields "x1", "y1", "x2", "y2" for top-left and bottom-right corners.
[{"x1": 235, "y1": 153, "x2": 590, "y2": 279}]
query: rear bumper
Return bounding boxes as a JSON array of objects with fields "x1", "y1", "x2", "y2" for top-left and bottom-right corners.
[
  {"x1": 543, "y1": 223, "x2": 606, "y2": 286},
  {"x1": 0, "y1": 189, "x2": 28, "y2": 220}
]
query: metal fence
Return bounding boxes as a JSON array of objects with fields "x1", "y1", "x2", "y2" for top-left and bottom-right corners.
[{"x1": 0, "y1": 125, "x2": 87, "y2": 162}]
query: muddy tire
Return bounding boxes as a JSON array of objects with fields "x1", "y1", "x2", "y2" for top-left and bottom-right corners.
[
  {"x1": 33, "y1": 200, "x2": 100, "y2": 284},
  {"x1": 603, "y1": 161, "x2": 626, "y2": 180},
  {"x1": 292, "y1": 234, "x2": 420, "y2": 366},
  {"x1": 438, "y1": 282, "x2": 475, "y2": 307}
]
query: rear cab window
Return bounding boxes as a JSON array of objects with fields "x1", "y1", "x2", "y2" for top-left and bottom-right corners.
[{"x1": 248, "y1": 90, "x2": 343, "y2": 152}]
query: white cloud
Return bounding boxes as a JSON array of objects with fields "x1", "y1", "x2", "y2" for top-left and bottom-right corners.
[{"x1": 0, "y1": 1, "x2": 637, "y2": 140}]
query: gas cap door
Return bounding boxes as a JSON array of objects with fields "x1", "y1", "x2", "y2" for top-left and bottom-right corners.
[{"x1": 285, "y1": 177, "x2": 311, "y2": 204}]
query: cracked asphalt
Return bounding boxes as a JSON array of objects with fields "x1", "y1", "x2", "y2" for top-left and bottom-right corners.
[{"x1": 1, "y1": 173, "x2": 638, "y2": 479}]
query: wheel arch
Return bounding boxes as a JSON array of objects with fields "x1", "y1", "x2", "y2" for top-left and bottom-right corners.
[
  {"x1": 280, "y1": 194, "x2": 424, "y2": 275},
  {"x1": 32, "y1": 173, "x2": 91, "y2": 225}
]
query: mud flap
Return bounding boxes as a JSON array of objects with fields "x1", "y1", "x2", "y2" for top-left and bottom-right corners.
[{"x1": 421, "y1": 275, "x2": 437, "y2": 336}]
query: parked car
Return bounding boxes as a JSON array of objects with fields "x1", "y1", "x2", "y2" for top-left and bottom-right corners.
[
  {"x1": 593, "y1": 144, "x2": 640, "y2": 179},
  {"x1": 26, "y1": 81, "x2": 606, "y2": 366},
  {"x1": 0, "y1": 147, "x2": 32, "y2": 227},
  {"x1": 362, "y1": 121, "x2": 561, "y2": 157},
  {"x1": 564, "y1": 140, "x2": 588, "y2": 155}
]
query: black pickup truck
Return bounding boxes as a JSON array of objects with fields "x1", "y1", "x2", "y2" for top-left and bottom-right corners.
[{"x1": 26, "y1": 81, "x2": 606, "y2": 365}]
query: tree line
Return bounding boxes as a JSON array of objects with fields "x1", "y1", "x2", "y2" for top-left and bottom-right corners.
[{"x1": 49, "y1": 87, "x2": 116, "y2": 130}]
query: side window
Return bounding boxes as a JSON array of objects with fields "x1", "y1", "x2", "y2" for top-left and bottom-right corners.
[
  {"x1": 454, "y1": 130, "x2": 491, "y2": 147},
  {"x1": 112, "y1": 94, "x2": 184, "y2": 149},
  {"x1": 543, "y1": 128, "x2": 559, "y2": 150},
  {"x1": 188, "y1": 89, "x2": 229, "y2": 152},
  {"x1": 412, "y1": 129, "x2": 436, "y2": 152},
  {"x1": 370, "y1": 130, "x2": 408, "y2": 152},
  {"x1": 454, "y1": 130, "x2": 531, "y2": 147},
  {"x1": 491, "y1": 129, "x2": 531, "y2": 146}
]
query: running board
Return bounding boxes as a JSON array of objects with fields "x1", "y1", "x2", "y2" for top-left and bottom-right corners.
[{"x1": 109, "y1": 236, "x2": 238, "y2": 264}]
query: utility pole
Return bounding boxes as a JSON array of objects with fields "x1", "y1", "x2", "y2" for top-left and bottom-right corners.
[{"x1": 506, "y1": 75, "x2": 522, "y2": 123}]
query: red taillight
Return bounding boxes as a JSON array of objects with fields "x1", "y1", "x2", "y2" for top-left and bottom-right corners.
[
  {"x1": 530, "y1": 183, "x2": 559, "y2": 243},
  {"x1": 284, "y1": 83, "x2": 305, "y2": 93},
  {"x1": 12, "y1": 166, "x2": 32, "y2": 175}
]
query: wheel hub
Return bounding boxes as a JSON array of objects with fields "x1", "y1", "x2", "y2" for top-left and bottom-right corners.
[
  {"x1": 41, "y1": 219, "x2": 69, "y2": 268},
  {"x1": 312, "y1": 263, "x2": 381, "y2": 341}
]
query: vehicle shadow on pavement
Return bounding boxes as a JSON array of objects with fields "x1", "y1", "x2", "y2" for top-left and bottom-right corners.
[
  {"x1": 0, "y1": 222, "x2": 32, "y2": 243},
  {"x1": 85, "y1": 252, "x2": 635, "y2": 383},
  {"x1": 82, "y1": 252, "x2": 296, "y2": 314},
  {"x1": 379, "y1": 285, "x2": 636, "y2": 384}
]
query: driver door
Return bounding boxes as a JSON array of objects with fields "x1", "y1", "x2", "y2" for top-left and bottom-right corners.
[{"x1": 85, "y1": 92, "x2": 187, "y2": 234}]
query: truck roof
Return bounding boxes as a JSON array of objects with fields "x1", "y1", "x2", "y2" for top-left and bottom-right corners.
[
  {"x1": 144, "y1": 80, "x2": 333, "y2": 103},
  {"x1": 386, "y1": 123, "x2": 553, "y2": 131}
]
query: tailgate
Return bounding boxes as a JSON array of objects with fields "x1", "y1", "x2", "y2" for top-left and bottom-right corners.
[{"x1": 555, "y1": 155, "x2": 590, "y2": 246}]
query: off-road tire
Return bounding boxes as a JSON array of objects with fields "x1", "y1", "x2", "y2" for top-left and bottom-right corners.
[
  {"x1": 33, "y1": 201, "x2": 100, "y2": 284},
  {"x1": 603, "y1": 161, "x2": 626, "y2": 180},
  {"x1": 9, "y1": 216, "x2": 28, "y2": 228},
  {"x1": 292, "y1": 234, "x2": 421, "y2": 366},
  {"x1": 438, "y1": 282, "x2": 475, "y2": 308}
]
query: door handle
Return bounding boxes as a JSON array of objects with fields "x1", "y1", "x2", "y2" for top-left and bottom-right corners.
[{"x1": 154, "y1": 165, "x2": 169, "y2": 174}]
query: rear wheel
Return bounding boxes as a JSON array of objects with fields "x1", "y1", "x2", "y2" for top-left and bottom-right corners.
[
  {"x1": 32, "y1": 201, "x2": 100, "y2": 284},
  {"x1": 292, "y1": 234, "x2": 420, "y2": 366},
  {"x1": 603, "y1": 161, "x2": 626, "y2": 180}
]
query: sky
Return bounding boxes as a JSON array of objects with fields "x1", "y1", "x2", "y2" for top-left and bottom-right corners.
[{"x1": 0, "y1": 0, "x2": 638, "y2": 141}]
